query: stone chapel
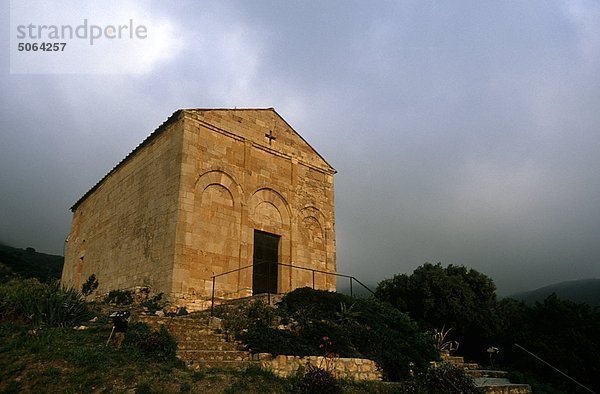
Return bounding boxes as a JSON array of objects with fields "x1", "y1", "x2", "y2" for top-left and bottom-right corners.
[{"x1": 61, "y1": 108, "x2": 336, "y2": 306}]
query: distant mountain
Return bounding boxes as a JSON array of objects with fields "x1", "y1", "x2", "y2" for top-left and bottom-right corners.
[
  {"x1": 508, "y1": 279, "x2": 600, "y2": 307},
  {"x1": 0, "y1": 244, "x2": 63, "y2": 282}
]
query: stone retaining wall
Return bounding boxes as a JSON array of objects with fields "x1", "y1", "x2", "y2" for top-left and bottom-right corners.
[{"x1": 260, "y1": 354, "x2": 381, "y2": 381}]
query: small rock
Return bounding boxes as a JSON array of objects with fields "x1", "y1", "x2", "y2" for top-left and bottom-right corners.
[
  {"x1": 165, "y1": 306, "x2": 179, "y2": 315},
  {"x1": 208, "y1": 316, "x2": 222, "y2": 330},
  {"x1": 155, "y1": 310, "x2": 165, "y2": 317}
]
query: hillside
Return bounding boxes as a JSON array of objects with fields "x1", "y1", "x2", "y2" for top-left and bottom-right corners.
[
  {"x1": 0, "y1": 313, "x2": 310, "y2": 393},
  {"x1": 0, "y1": 244, "x2": 63, "y2": 282},
  {"x1": 508, "y1": 279, "x2": 600, "y2": 306},
  {"x1": 0, "y1": 281, "x2": 450, "y2": 393}
]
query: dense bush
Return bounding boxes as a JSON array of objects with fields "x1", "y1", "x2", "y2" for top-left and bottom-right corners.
[
  {"x1": 495, "y1": 294, "x2": 600, "y2": 393},
  {"x1": 141, "y1": 292, "x2": 166, "y2": 313},
  {"x1": 0, "y1": 278, "x2": 92, "y2": 327},
  {"x1": 105, "y1": 289, "x2": 134, "y2": 305},
  {"x1": 215, "y1": 287, "x2": 437, "y2": 381},
  {"x1": 125, "y1": 322, "x2": 178, "y2": 362},
  {"x1": 294, "y1": 365, "x2": 341, "y2": 394},
  {"x1": 215, "y1": 298, "x2": 275, "y2": 338}
]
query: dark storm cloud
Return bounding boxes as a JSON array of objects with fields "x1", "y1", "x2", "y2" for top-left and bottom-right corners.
[{"x1": 1, "y1": 1, "x2": 599, "y2": 294}]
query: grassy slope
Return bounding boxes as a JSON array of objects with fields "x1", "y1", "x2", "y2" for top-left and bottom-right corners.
[
  {"x1": 0, "y1": 313, "x2": 392, "y2": 393},
  {"x1": 0, "y1": 318, "x2": 286, "y2": 393},
  {"x1": 0, "y1": 244, "x2": 63, "y2": 282}
]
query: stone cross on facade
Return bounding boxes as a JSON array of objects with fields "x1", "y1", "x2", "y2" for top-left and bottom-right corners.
[{"x1": 265, "y1": 129, "x2": 276, "y2": 145}]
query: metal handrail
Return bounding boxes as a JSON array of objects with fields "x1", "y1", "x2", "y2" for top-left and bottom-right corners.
[
  {"x1": 514, "y1": 343, "x2": 596, "y2": 393},
  {"x1": 210, "y1": 261, "x2": 375, "y2": 315}
]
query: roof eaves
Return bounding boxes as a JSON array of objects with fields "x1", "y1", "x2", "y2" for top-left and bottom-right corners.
[{"x1": 69, "y1": 110, "x2": 183, "y2": 212}]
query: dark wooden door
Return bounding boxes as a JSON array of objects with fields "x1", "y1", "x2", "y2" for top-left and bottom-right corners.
[{"x1": 252, "y1": 230, "x2": 279, "y2": 294}]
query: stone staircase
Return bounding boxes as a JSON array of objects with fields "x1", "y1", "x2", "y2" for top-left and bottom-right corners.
[
  {"x1": 138, "y1": 315, "x2": 257, "y2": 370},
  {"x1": 138, "y1": 314, "x2": 532, "y2": 391},
  {"x1": 443, "y1": 355, "x2": 531, "y2": 393}
]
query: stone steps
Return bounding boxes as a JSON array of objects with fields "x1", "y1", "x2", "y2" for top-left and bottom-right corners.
[
  {"x1": 177, "y1": 339, "x2": 240, "y2": 351},
  {"x1": 139, "y1": 316, "x2": 213, "y2": 329},
  {"x1": 444, "y1": 355, "x2": 465, "y2": 365},
  {"x1": 137, "y1": 315, "x2": 255, "y2": 370},
  {"x1": 177, "y1": 350, "x2": 251, "y2": 362},
  {"x1": 466, "y1": 369, "x2": 509, "y2": 378},
  {"x1": 186, "y1": 360, "x2": 261, "y2": 370},
  {"x1": 172, "y1": 331, "x2": 228, "y2": 341},
  {"x1": 473, "y1": 378, "x2": 532, "y2": 394},
  {"x1": 441, "y1": 354, "x2": 531, "y2": 393}
]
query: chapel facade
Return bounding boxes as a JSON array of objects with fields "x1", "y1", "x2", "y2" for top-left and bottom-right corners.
[{"x1": 61, "y1": 108, "x2": 336, "y2": 306}]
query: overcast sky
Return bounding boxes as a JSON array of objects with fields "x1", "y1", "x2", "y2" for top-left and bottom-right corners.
[{"x1": 2, "y1": 0, "x2": 599, "y2": 295}]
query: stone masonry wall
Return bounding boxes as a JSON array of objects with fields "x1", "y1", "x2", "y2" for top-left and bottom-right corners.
[
  {"x1": 172, "y1": 109, "x2": 336, "y2": 303},
  {"x1": 62, "y1": 114, "x2": 184, "y2": 294},
  {"x1": 260, "y1": 355, "x2": 381, "y2": 381}
]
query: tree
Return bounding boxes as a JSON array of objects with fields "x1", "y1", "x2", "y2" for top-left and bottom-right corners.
[
  {"x1": 496, "y1": 294, "x2": 600, "y2": 393},
  {"x1": 376, "y1": 263, "x2": 498, "y2": 361}
]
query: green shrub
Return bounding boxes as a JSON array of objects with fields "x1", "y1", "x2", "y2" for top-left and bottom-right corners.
[
  {"x1": 141, "y1": 292, "x2": 165, "y2": 313},
  {"x1": 418, "y1": 362, "x2": 481, "y2": 393},
  {"x1": 294, "y1": 364, "x2": 341, "y2": 394},
  {"x1": 280, "y1": 289, "x2": 437, "y2": 381},
  {"x1": 125, "y1": 322, "x2": 178, "y2": 362},
  {"x1": 0, "y1": 278, "x2": 92, "y2": 327},
  {"x1": 177, "y1": 306, "x2": 188, "y2": 316},
  {"x1": 0, "y1": 278, "x2": 41, "y2": 321},
  {"x1": 81, "y1": 274, "x2": 99, "y2": 296},
  {"x1": 215, "y1": 299, "x2": 276, "y2": 339},
  {"x1": 105, "y1": 289, "x2": 134, "y2": 305},
  {"x1": 241, "y1": 325, "x2": 313, "y2": 356}
]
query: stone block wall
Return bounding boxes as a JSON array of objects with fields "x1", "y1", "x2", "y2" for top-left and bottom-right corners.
[
  {"x1": 260, "y1": 355, "x2": 381, "y2": 381},
  {"x1": 62, "y1": 113, "x2": 184, "y2": 294}
]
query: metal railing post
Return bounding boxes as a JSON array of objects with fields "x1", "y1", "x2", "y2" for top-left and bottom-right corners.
[
  {"x1": 350, "y1": 277, "x2": 353, "y2": 297},
  {"x1": 312, "y1": 270, "x2": 315, "y2": 289},
  {"x1": 210, "y1": 276, "x2": 216, "y2": 316}
]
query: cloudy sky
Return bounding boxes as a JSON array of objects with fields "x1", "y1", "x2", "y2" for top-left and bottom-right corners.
[{"x1": 2, "y1": 0, "x2": 599, "y2": 295}]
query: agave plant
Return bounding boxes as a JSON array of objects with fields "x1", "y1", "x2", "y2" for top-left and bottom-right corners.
[
  {"x1": 433, "y1": 326, "x2": 459, "y2": 356},
  {"x1": 5, "y1": 279, "x2": 92, "y2": 327}
]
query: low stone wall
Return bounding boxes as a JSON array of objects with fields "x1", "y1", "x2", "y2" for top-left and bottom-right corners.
[{"x1": 260, "y1": 354, "x2": 381, "y2": 381}]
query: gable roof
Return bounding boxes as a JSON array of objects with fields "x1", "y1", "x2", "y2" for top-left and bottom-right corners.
[{"x1": 70, "y1": 108, "x2": 335, "y2": 211}]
